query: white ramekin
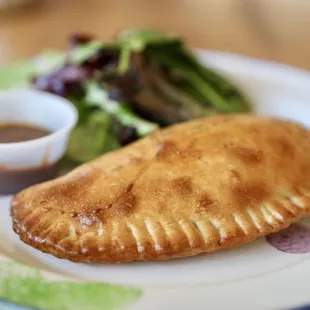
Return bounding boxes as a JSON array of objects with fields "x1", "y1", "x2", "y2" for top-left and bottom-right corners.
[{"x1": 0, "y1": 89, "x2": 77, "y2": 180}]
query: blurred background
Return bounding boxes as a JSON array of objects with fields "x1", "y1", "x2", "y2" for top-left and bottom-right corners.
[{"x1": 0, "y1": 0, "x2": 310, "y2": 69}]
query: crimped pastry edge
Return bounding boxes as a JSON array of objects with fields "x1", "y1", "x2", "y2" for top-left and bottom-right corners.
[{"x1": 11, "y1": 191, "x2": 310, "y2": 263}]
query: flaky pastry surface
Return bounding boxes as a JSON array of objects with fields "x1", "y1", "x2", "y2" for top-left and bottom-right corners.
[{"x1": 11, "y1": 115, "x2": 310, "y2": 262}]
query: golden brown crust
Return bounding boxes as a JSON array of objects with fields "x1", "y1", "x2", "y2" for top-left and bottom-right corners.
[{"x1": 11, "y1": 114, "x2": 310, "y2": 263}]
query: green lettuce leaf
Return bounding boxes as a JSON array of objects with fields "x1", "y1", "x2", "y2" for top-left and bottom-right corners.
[
  {"x1": 117, "y1": 28, "x2": 179, "y2": 52},
  {"x1": 70, "y1": 41, "x2": 104, "y2": 64},
  {"x1": 67, "y1": 110, "x2": 120, "y2": 163},
  {"x1": 0, "y1": 60, "x2": 33, "y2": 90},
  {"x1": 0, "y1": 51, "x2": 65, "y2": 90},
  {"x1": 85, "y1": 82, "x2": 158, "y2": 136}
]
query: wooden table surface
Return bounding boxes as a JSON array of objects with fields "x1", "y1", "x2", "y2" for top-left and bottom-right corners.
[{"x1": 1, "y1": 0, "x2": 310, "y2": 69}]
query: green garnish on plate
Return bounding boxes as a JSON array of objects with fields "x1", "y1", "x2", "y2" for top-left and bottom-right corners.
[{"x1": 0, "y1": 29, "x2": 252, "y2": 169}]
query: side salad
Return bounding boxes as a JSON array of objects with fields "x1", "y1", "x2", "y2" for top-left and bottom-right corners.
[{"x1": 0, "y1": 29, "x2": 251, "y2": 165}]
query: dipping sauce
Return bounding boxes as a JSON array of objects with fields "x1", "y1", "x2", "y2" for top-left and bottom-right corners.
[
  {"x1": 0, "y1": 123, "x2": 57, "y2": 195},
  {"x1": 0, "y1": 123, "x2": 51, "y2": 143}
]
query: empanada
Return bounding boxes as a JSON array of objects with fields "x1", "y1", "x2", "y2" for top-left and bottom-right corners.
[{"x1": 11, "y1": 115, "x2": 310, "y2": 263}]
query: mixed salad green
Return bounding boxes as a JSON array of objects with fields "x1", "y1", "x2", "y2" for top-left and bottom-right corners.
[{"x1": 0, "y1": 29, "x2": 251, "y2": 165}]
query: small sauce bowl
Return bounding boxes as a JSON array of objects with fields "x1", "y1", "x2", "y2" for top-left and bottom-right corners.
[{"x1": 0, "y1": 89, "x2": 78, "y2": 195}]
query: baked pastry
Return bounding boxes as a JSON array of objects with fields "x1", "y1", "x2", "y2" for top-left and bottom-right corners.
[{"x1": 11, "y1": 114, "x2": 310, "y2": 263}]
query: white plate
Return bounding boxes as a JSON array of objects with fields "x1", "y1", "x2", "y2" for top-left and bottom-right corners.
[{"x1": 1, "y1": 50, "x2": 310, "y2": 310}]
